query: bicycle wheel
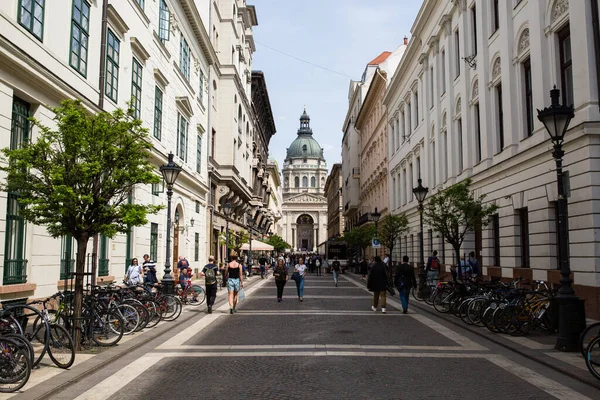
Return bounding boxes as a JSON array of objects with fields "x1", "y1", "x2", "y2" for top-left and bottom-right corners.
[
  {"x1": 2, "y1": 334, "x2": 34, "y2": 368},
  {"x1": 467, "y1": 298, "x2": 487, "y2": 326},
  {"x1": 580, "y1": 322, "x2": 600, "y2": 358},
  {"x1": 111, "y1": 304, "x2": 139, "y2": 335},
  {"x1": 6, "y1": 305, "x2": 48, "y2": 368},
  {"x1": 0, "y1": 338, "x2": 31, "y2": 393},
  {"x1": 143, "y1": 301, "x2": 162, "y2": 329},
  {"x1": 585, "y1": 336, "x2": 600, "y2": 380},
  {"x1": 186, "y1": 285, "x2": 206, "y2": 306},
  {"x1": 458, "y1": 299, "x2": 474, "y2": 325},
  {"x1": 411, "y1": 286, "x2": 423, "y2": 302},
  {"x1": 433, "y1": 289, "x2": 453, "y2": 313},
  {"x1": 47, "y1": 324, "x2": 75, "y2": 369},
  {"x1": 160, "y1": 295, "x2": 182, "y2": 322},
  {"x1": 123, "y1": 300, "x2": 149, "y2": 331},
  {"x1": 90, "y1": 310, "x2": 124, "y2": 347}
]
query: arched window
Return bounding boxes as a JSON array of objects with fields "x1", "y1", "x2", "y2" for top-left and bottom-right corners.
[
  {"x1": 238, "y1": 105, "x2": 242, "y2": 133},
  {"x1": 321, "y1": 177, "x2": 325, "y2": 187},
  {"x1": 311, "y1": 176, "x2": 316, "y2": 187},
  {"x1": 294, "y1": 177, "x2": 299, "y2": 188},
  {"x1": 302, "y1": 176, "x2": 308, "y2": 187},
  {"x1": 285, "y1": 177, "x2": 289, "y2": 187},
  {"x1": 302, "y1": 144, "x2": 307, "y2": 154}
]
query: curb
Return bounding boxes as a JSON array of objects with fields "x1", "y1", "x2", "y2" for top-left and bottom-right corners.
[{"x1": 19, "y1": 276, "x2": 265, "y2": 400}]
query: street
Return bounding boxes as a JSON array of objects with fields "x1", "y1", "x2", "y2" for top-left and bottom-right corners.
[{"x1": 14, "y1": 273, "x2": 600, "y2": 400}]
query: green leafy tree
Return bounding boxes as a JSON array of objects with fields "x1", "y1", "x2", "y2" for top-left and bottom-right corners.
[
  {"x1": 343, "y1": 224, "x2": 376, "y2": 259},
  {"x1": 378, "y1": 213, "x2": 409, "y2": 266},
  {"x1": 1, "y1": 100, "x2": 161, "y2": 349},
  {"x1": 424, "y1": 178, "x2": 498, "y2": 267},
  {"x1": 219, "y1": 229, "x2": 250, "y2": 254},
  {"x1": 266, "y1": 234, "x2": 291, "y2": 253}
]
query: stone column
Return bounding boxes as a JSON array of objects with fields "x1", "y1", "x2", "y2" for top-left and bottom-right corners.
[{"x1": 313, "y1": 227, "x2": 318, "y2": 252}]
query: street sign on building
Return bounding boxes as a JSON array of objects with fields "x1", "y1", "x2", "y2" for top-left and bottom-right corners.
[{"x1": 372, "y1": 238, "x2": 381, "y2": 249}]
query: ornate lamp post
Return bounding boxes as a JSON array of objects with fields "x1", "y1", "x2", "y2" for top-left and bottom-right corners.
[
  {"x1": 159, "y1": 153, "x2": 182, "y2": 294},
  {"x1": 537, "y1": 86, "x2": 585, "y2": 351},
  {"x1": 371, "y1": 207, "x2": 381, "y2": 257},
  {"x1": 413, "y1": 178, "x2": 429, "y2": 296},
  {"x1": 247, "y1": 214, "x2": 255, "y2": 277},
  {"x1": 222, "y1": 202, "x2": 235, "y2": 263}
]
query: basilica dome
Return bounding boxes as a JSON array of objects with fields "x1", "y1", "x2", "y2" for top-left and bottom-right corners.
[{"x1": 285, "y1": 109, "x2": 325, "y2": 161}]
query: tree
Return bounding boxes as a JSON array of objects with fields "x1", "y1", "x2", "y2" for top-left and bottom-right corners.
[
  {"x1": 219, "y1": 229, "x2": 250, "y2": 254},
  {"x1": 1, "y1": 100, "x2": 161, "y2": 349},
  {"x1": 378, "y1": 213, "x2": 409, "y2": 266},
  {"x1": 343, "y1": 224, "x2": 377, "y2": 259},
  {"x1": 424, "y1": 178, "x2": 498, "y2": 268},
  {"x1": 266, "y1": 234, "x2": 291, "y2": 253}
]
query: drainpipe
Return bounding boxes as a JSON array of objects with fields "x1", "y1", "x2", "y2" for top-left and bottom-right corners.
[
  {"x1": 591, "y1": 0, "x2": 600, "y2": 113},
  {"x1": 206, "y1": 0, "x2": 215, "y2": 260}
]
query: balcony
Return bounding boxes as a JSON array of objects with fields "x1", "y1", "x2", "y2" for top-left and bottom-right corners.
[
  {"x1": 352, "y1": 167, "x2": 360, "y2": 178},
  {"x1": 2, "y1": 259, "x2": 28, "y2": 285},
  {"x1": 60, "y1": 258, "x2": 76, "y2": 280},
  {"x1": 357, "y1": 213, "x2": 370, "y2": 226}
]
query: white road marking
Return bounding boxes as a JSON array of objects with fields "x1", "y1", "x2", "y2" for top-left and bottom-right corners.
[
  {"x1": 503, "y1": 334, "x2": 555, "y2": 350},
  {"x1": 487, "y1": 354, "x2": 593, "y2": 400},
  {"x1": 155, "y1": 344, "x2": 473, "y2": 351},
  {"x1": 245, "y1": 295, "x2": 372, "y2": 299},
  {"x1": 544, "y1": 351, "x2": 589, "y2": 371}
]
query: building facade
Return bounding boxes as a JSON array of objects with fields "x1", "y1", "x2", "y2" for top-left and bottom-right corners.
[
  {"x1": 266, "y1": 159, "x2": 283, "y2": 237},
  {"x1": 341, "y1": 81, "x2": 362, "y2": 232},
  {"x1": 324, "y1": 163, "x2": 344, "y2": 240},
  {"x1": 281, "y1": 110, "x2": 328, "y2": 252},
  {"x1": 384, "y1": 0, "x2": 600, "y2": 318}
]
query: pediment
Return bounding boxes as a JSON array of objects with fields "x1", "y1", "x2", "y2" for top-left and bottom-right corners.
[{"x1": 285, "y1": 193, "x2": 326, "y2": 204}]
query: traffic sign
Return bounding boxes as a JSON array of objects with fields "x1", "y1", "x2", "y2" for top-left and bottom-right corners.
[{"x1": 372, "y1": 238, "x2": 381, "y2": 249}]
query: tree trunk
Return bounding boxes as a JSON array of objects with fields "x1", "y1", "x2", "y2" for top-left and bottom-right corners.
[
  {"x1": 73, "y1": 235, "x2": 89, "y2": 351},
  {"x1": 453, "y1": 244, "x2": 461, "y2": 280}
]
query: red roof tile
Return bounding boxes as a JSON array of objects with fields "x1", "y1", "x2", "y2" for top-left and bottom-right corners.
[{"x1": 367, "y1": 51, "x2": 392, "y2": 65}]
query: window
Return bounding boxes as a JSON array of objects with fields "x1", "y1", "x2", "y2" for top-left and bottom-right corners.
[
  {"x1": 416, "y1": 156, "x2": 421, "y2": 179},
  {"x1": 492, "y1": 0, "x2": 500, "y2": 33},
  {"x1": 18, "y1": 0, "x2": 44, "y2": 40},
  {"x1": 211, "y1": 128, "x2": 216, "y2": 158},
  {"x1": 158, "y1": 0, "x2": 170, "y2": 42},
  {"x1": 392, "y1": 177, "x2": 396, "y2": 209},
  {"x1": 443, "y1": 131, "x2": 448, "y2": 181},
  {"x1": 457, "y1": 118, "x2": 463, "y2": 173},
  {"x1": 180, "y1": 34, "x2": 190, "y2": 81},
  {"x1": 492, "y1": 214, "x2": 500, "y2": 266},
  {"x1": 558, "y1": 25, "x2": 573, "y2": 107},
  {"x1": 105, "y1": 29, "x2": 120, "y2": 102},
  {"x1": 519, "y1": 208, "x2": 530, "y2": 267},
  {"x1": 153, "y1": 86, "x2": 163, "y2": 140},
  {"x1": 432, "y1": 140, "x2": 436, "y2": 187},
  {"x1": 136, "y1": 0, "x2": 144, "y2": 10},
  {"x1": 311, "y1": 176, "x2": 316, "y2": 187},
  {"x1": 177, "y1": 113, "x2": 188, "y2": 161},
  {"x1": 523, "y1": 58, "x2": 534, "y2": 137},
  {"x1": 199, "y1": 69, "x2": 205, "y2": 105},
  {"x1": 194, "y1": 233, "x2": 200, "y2": 262},
  {"x1": 152, "y1": 180, "x2": 162, "y2": 196},
  {"x1": 98, "y1": 235, "x2": 109, "y2": 276},
  {"x1": 497, "y1": 83, "x2": 504, "y2": 151},
  {"x1": 429, "y1": 66, "x2": 434, "y2": 109},
  {"x1": 414, "y1": 90, "x2": 419, "y2": 128},
  {"x1": 131, "y1": 58, "x2": 143, "y2": 119},
  {"x1": 302, "y1": 176, "x2": 308, "y2": 187},
  {"x1": 455, "y1": 29, "x2": 461, "y2": 78},
  {"x1": 471, "y1": 5, "x2": 477, "y2": 55},
  {"x1": 294, "y1": 177, "x2": 299, "y2": 188},
  {"x1": 196, "y1": 134, "x2": 202, "y2": 173},
  {"x1": 70, "y1": 0, "x2": 90, "y2": 76},
  {"x1": 150, "y1": 223, "x2": 158, "y2": 262},
  {"x1": 60, "y1": 235, "x2": 75, "y2": 280},
  {"x1": 408, "y1": 163, "x2": 413, "y2": 202},
  {"x1": 475, "y1": 104, "x2": 482, "y2": 163},
  {"x1": 194, "y1": 200, "x2": 200, "y2": 213},
  {"x1": 10, "y1": 97, "x2": 30, "y2": 150},
  {"x1": 440, "y1": 50, "x2": 446, "y2": 95}
]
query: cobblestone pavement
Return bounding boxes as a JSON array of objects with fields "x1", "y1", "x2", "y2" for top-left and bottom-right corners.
[{"x1": 18, "y1": 273, "x2": 600, "y2": 399}]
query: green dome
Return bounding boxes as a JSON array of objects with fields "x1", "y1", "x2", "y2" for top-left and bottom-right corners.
[{"x1": 285, "y1": 109, "x2": 325, "y2": 161}]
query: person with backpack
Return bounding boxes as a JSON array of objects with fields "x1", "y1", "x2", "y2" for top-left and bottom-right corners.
[
  {"x1": 259, "y1": 253, "x2": 267, "y2": 279},
  {"x1": 426, "y1": 250, "x2": 441, "y2": 287},
  {"x1": 201, "y1": 255, "x2": 220, "y2": 314},
  {"x1": 315, "y1": 256, "x2": 322, "y2": 276},
  {"x1": 367, "y1": 256, "x2": 388, "y2": 313},
  {"x1": 331, "y1": 257, "x2": 341, "y2": 287},
  {"x1": 395, "y1": 255, "x2": 418, "y2": 314}
]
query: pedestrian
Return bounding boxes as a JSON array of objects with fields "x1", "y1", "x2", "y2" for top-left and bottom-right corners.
[
  {"x1": 225, "y1": 251, "x2": 244, "y2": 314},
  {"x1": 395, "y1": 255, "x2": 417, "y2": 314},
  {"x1": 360, "y1": 257, "x2": 368, "y2": 280},
  {"x1": 367, "y1": 256, "x2": 388, "y2": 313},
  {"x1": 293, "y1": 256, "x2": 307, "y2": 302},
  {"x1": 285, "y1": 255, "x2": 291, "y2": 270},
  {"x1": 315, "y1": 256, "x2": 322, "y2": 276},
  {"x1": 425, "y1": 250, "x2": 441, "y2": 287},
  {"x1": 331, "y1": 256, "x2": 341, "y2": 287},
  {"x1": 179, "y1": 267, "x2": 191, "y2": 290},
  {"x1": 201, "y1": 255, "x2": 219, "y2": 314},
  {"x1": 142, "y1": 254, "x2": 157, "y2": 285},
  {"x1": 468, "y1": 251, "x2": 481, "y2": 279},
  {"x1": 125, "y1": 258, "x2": 143, "y2": 285},
  {"x1": 273, "y1": 258, "x2": 288, "y2": 302},
  {"x1": 259, "y1": 253, "x2": 267, "y2": 279},
  {"x1": 218, "y1": 261, "x2": 227, "y2": 287},
  {"x1": 453, "y1": 255, "x2": 472, "y2": 282}
]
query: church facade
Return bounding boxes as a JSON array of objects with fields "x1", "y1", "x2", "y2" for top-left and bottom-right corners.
[{"x1": 281, "y1": 110, "x2": 328, "y2": 252}]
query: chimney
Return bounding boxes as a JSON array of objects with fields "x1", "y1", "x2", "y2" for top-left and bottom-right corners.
[{"x1": 404, "y1": 36, "x2": 408, "y2": 45}]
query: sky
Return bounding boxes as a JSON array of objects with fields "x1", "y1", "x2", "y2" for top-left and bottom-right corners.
[{"x1": 251, "y1": 0, "x2": 423, "y2": 172}]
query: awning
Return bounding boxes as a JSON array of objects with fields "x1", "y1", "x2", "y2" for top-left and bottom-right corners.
[{"x1": 240, "y1": 239, "x2": 274, "y2": 251}]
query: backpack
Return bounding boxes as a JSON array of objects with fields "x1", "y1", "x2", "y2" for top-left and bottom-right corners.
[
  {"x1": 315, "y1": 259, "x2": 321, "y2": 267},
  {"x1": 205, "y1": 265, "x2": 217, "y2": 285},
  {"x1": 430, "y1": 257, "x2": 440, "y2": 271}
]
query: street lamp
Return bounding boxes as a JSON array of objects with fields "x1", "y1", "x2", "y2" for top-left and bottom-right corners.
[
  {"x1": 413, "y1": 178, "x2": 429, "y2": 296},
  {"x1": 247, "y1": 214, "x2": 255, "y2": 277},
  {"x1": 159, "y1": 152, "x2": 182, "y2": 294},
  {"x1": 371, "y1": 207, "x2": 381, "y2": 257},
  {"x1": 222, "y1": 202, "x2": 235, "y2": 263},
  {"x1": 537, "y1": 86, "x2": 584, "y2": 351}
]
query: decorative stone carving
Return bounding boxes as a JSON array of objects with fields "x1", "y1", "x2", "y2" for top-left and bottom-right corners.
[
  {"x1": 472, "y1": 79, "x2": 479, "y2": 100},
  {"x1": 517, "y1": 28, "x2": 530, "y2": 55},
  {"x1": 170, "y1": 13, "x2": 179, "y2": 34},
  {"x1": 492, "y1": 58, "x2": 501, "y2": 81},
  {"x1": 419, "y1": 53, "x2": 429, "y2": 68},
  {"x1": 439, "y1": 15, "x2": 452, "y2": 37},
  {"x1": 441, "y1": 112, "x2": 447, "y2": 128},
  {"x1": 290, "y1": 194, "x2": 325, "y2": 204},
  {"x1": 455, "y1": 98, "x2": 462, "y2": 116},
  {"x1": 551, "y1": 0, "x2": 569, "y2": 23},
  {"x1": 193, "y1": 56, "x2": 200, "y2": 74}
]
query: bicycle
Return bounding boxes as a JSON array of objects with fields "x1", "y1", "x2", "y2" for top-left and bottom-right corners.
[
  {"x1": 175, "y1": 281, "x2": 206, "y2": 306},
  {"x1": 584, "y1": 334, "x2": 600, "y2": 380},
  {"x1": 0, "y1": 336, "x2": 31, "y2": 393},
  {"x1": 580, "y1": 322, "x2": 600, "y2": 358}
]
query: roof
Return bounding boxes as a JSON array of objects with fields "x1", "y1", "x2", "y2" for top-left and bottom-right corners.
[{"x1": 367, "y1": 51, "x2": 392, "y2": 66}]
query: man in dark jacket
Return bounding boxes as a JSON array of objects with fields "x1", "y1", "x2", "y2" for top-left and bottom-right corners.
[
  {"x1": 395, "y1": 255, "x2": 418, "y2": 314},
  {"x1": 367, "y1": 256, "x2": 388, "y2": 313}
]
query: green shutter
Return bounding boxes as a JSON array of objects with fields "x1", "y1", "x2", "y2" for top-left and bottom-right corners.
[
  {"x1": 196, "y1": 134, "x2": 202, "y2": 173},
  {"x1": 60, "y1": 235, "x2": 75, "y2": 280},
  {"x1": 98, "y1": 235, "x2": 109, "y2": 276},
  {"x1": 131, "y1": 58, "x2": 143, "y2": 119},
  {"x1": 153, "y1": 86, "x2": 163, "y2": 140},
  {"x1": 194, "y1": 233, "x2": 199, "y2": 262},
  {"x1": 150, "y1": 223, "x2": 158, "y2": 262}
]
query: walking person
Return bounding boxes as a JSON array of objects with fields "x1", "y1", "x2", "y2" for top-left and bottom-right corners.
[
  {"x1": 425, "y1": 250, "x2": 441, "y2": 287},
  {"x1": 259, "y1": 253, "x2": 267, "y2": 279},
  {"x1": 315, "y1": 256, "x2": 322, "y2": 276},
  {"x1": 201, "y1": 256, "x2": 219, "y2": 314},
  {"x1": 360, "y1": 257, "x2": 368, "y2": 280},
  {"x1": 468, "y1": 251, "x2": 481, "y2": 280},
  {"x1": 395, "y1": 255, "x2": 417, "y2": 314},
  {"x1": 142, "y1": 254, "x2": 158, "y2": 285},
  {"x1": 367, "y1": 256, "x2": 388, "y2": 313},
  {"x1": 293, "y1": 257, "x2": 307, "y2": 302},
  {"x1": 125, "y1": 258, "x2": 143, "y2": 285},
  {"x1": 273, "y1": 258, "x2": 288, "y2": 302},
  {"x1": 331, "y1": 257, "x2": 341, "y2": 287},
  {"x1": 225, "y1": 251, "x2": 244, "y2": 314}
]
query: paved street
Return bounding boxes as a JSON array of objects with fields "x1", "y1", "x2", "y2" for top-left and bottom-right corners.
[{"x1": 10, "y1": 273, "x2": 600, "y2": 400}]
